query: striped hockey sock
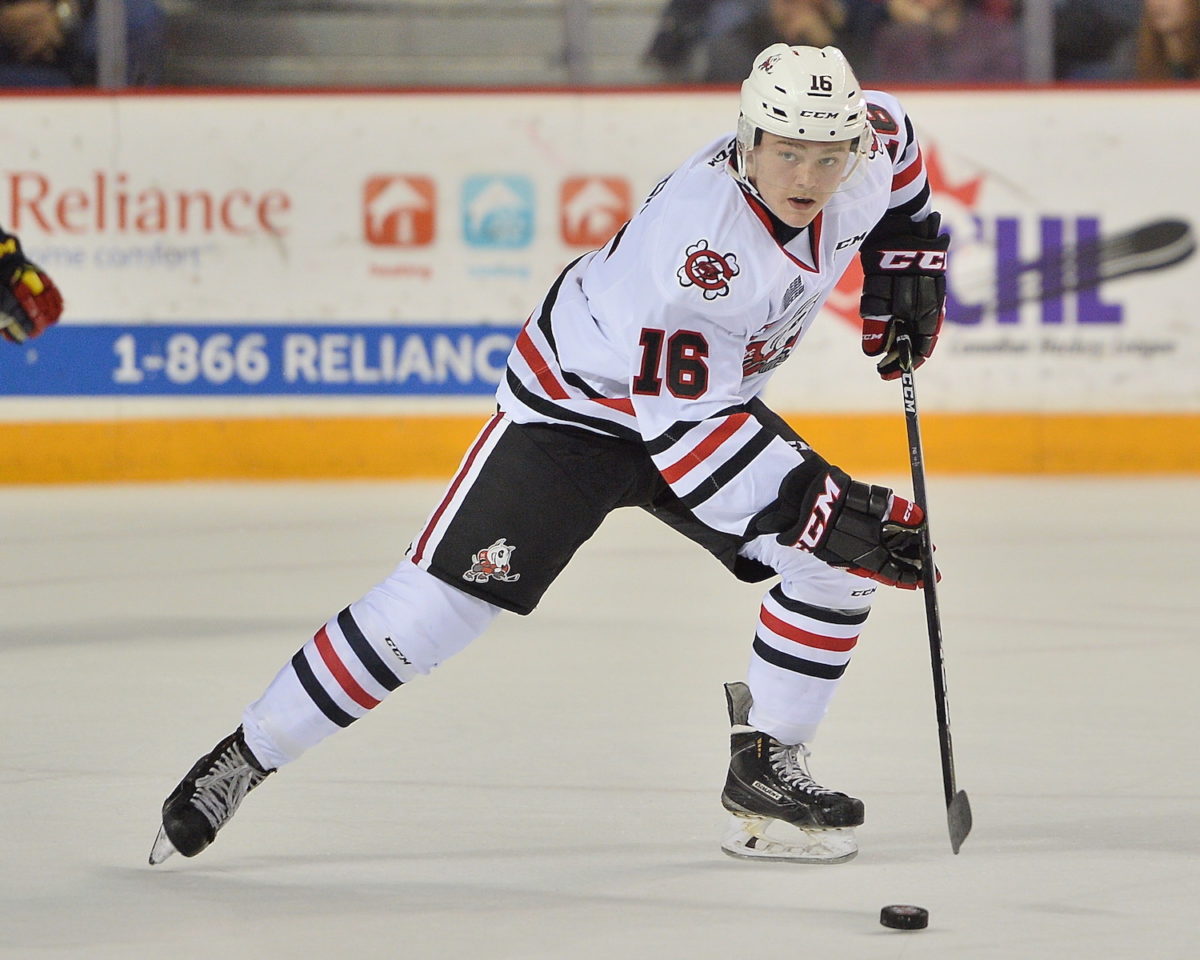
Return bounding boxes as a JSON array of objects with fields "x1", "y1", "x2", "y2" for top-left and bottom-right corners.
[{"x1": 745, "y1": 584, "x2": 869, "y2": 745}]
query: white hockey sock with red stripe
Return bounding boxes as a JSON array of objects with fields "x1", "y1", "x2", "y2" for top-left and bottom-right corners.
[
  {"x1": 745, "y1": 583, "x2": 869, "y2": 745},
  {"x1": 242, "y1": 561, "x2": 500, "y2": 768}
]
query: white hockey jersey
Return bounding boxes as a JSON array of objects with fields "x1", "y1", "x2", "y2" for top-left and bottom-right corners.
[{"x1": 497, "y1": 90, "x2": 933, "y2": 539}]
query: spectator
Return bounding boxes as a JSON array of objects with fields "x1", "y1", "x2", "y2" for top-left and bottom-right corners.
[
  {"x1": 0, "y1": 0, "x2": 166, "y2": 87},
  {"x1": 645, "y1": 0, "x2": 763, "y2": 81},
  {"x1": 703, "y1": 0, "x2": 852, "y2": 83},
  {"x1": 836, "y1": 0, "x2": 891, "y2": 78},
  {"x1": 869, "y1": 0, "x2": 1023, "y2": 83},
  {"x1": 1054, "y1": 0, "x2": 1140, "y2": 80},
  {"x1": 1135, "y1": 0, "x2": 1200, "y2": 79}
]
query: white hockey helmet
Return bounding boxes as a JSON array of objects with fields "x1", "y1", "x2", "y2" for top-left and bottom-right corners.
[{"x1": 735, "y1": 44, "x2": 871, "y2": 184}]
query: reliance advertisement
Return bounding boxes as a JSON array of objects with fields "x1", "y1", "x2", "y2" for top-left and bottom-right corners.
[{"x1": 0, "y1": 90, "x2": 1196, "y2": 414}]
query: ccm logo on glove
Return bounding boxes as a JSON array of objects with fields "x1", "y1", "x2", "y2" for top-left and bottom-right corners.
[
  {"x1": 877, "y1": 250, "x2": 947, "y2": 271},
  {"x1": 858, "y1": 212, "x2": 950, "y2": 381},
  {"x1": 795, "y1": 473, "x2": 843, "y2": 548},
  {"x1": 784, "y1": 466, "x2": 930, "y2": 590}
]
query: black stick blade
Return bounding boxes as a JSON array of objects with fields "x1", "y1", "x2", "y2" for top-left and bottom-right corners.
[{"x1": 948, "y1": 790, "x2": 973, "y2": 854}]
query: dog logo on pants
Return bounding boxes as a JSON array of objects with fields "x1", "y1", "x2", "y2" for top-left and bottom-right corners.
[{"x1": 463, "y1": 538, "x2": 521, "y2": 583}]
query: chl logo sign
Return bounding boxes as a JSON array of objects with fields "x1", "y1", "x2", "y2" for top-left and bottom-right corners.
[{"x1": 364, "y1": 176, "x2": 436, "y2": 247}]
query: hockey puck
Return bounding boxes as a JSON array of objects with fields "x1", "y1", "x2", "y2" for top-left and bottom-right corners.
[{"x1": 880, "y1": 905, "x2": 928, "y2": 930}]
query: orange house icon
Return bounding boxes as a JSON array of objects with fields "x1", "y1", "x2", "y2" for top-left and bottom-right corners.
[
  {"x1": 560, "y1": 177, "x2": 631, "y2": 247},
  {"x1": 364, "y1": 176, "x2": 436, "y2": 246}
]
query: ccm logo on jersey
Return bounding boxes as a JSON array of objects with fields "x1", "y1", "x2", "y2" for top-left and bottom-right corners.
[
  {"x1": 835, "y1": 231, "x2": 868, "y2": 251},
  {"x1": 878, "y1": 250, "x2": 947, "y2": 271},
  {"x1": 796, "y1": 473, "x2": 843, "y2": 549}
]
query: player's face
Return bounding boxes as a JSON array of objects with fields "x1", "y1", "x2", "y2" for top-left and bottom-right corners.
[{"x1": 746, "y1": 134, "x2": 855, "y2": 228}]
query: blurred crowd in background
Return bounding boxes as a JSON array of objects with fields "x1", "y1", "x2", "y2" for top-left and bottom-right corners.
[
  {"x1": 0, "y1": 0, "x2": 1197, "y2": 89},
  {"x1": 649, "y1": 0, "x2": 1198, "y2": 83},
  {"x1": 0, "y1": 0, "x2": 165, "y2": 86}
]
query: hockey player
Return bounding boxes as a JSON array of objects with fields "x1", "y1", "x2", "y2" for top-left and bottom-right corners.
[
  {"x1": 150, "y1": 44, "x2": 949, "y2": 865},
  {"x1": 0, "y1": 227, "x2": 63, "y2": 344}
]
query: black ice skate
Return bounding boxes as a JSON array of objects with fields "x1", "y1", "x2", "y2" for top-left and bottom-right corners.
[
  {"x1": 720, "y1": 681, "x2": 862, "y2": 862},
  {"x1": 148, "y1": 726, "x2": 273, "y2": 865}
]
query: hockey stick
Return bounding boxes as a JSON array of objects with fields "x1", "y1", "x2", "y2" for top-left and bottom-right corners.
[{"x1": 897, "y1": 335, "x2": 972, "y2": 854}]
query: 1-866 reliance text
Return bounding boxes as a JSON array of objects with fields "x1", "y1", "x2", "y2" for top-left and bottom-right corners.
[{"x1": 113, "y1": 333, "x2": 269, "y2": 385}]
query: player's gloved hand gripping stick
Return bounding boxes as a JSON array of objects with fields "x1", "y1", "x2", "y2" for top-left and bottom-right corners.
[
  {"x1": 767, "y1": 466, "x2": 929, "y2": 590},
  {"x1": 859, "y1": 212, "x2": 949, "y2": 381},
  {"x1": 897, "y1": 333, "x2": 972, "y2": 854}
]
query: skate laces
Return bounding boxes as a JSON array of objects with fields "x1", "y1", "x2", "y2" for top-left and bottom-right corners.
[
  {"x1": 191, "y1": 743, "x2": 267, "y2": 832},
  {"x1": 768, "y1": 741, "x2": 836, "y2": 797}
]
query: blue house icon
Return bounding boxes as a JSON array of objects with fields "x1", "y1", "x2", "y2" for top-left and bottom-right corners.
[{"x1": 462, "y1": 176, "x2": 535, "y2": 249}]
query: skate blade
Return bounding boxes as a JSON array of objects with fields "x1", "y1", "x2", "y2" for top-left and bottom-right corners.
[
  {"x1": 720, "y1": 814, "x2": 858, "y2": 864},
  {"x1": 148, "y1": 826, "x2": 179, "y2": 866}
]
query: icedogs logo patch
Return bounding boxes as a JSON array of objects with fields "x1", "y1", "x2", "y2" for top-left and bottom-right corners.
[
  {"x1": 678, "y1": 240, "x2": 739, "y2": 300},
  {"x1": 463, "y1": 538, "x2": 521, "y2": 584}
]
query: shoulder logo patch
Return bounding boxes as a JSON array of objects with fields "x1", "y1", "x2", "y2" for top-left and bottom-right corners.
[{"x1": 677, "y1": 240, "x2": 740, "y2": 300}]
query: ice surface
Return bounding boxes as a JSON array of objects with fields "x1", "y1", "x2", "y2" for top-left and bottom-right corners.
[{"x1": 2, "y1": 477, "x2": 1196, "y2": 959}]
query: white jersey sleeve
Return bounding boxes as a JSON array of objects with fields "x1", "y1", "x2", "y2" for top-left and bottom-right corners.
[{"x1": 864, "y1": 89, "x2": 934, "y2": 223}]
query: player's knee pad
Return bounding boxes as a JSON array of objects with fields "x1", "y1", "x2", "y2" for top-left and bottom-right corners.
[
  {"x1": 740, "y1": 531, "x2": 878, "y2": 613},
  {"x1": 349, "y1": 560, "x2": 502, "y2": 678}
]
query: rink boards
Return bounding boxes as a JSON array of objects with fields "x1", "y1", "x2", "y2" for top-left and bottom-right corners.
[{"x1": 1, "y1": 87, "x2": 1197, "y2": 480}]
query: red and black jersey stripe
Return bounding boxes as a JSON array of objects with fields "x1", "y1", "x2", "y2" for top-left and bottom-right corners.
[{"x1": 883, "y1": 113, "x2": 931, "y2": 221}]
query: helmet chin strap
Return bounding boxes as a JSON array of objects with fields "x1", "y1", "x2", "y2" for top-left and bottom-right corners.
[
  {"x1": 729, "y1": 116, "x2": 765, "y2": 200},
  {"x1": 727, "y1": 152, "x2": 764, "y2": 202}
]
